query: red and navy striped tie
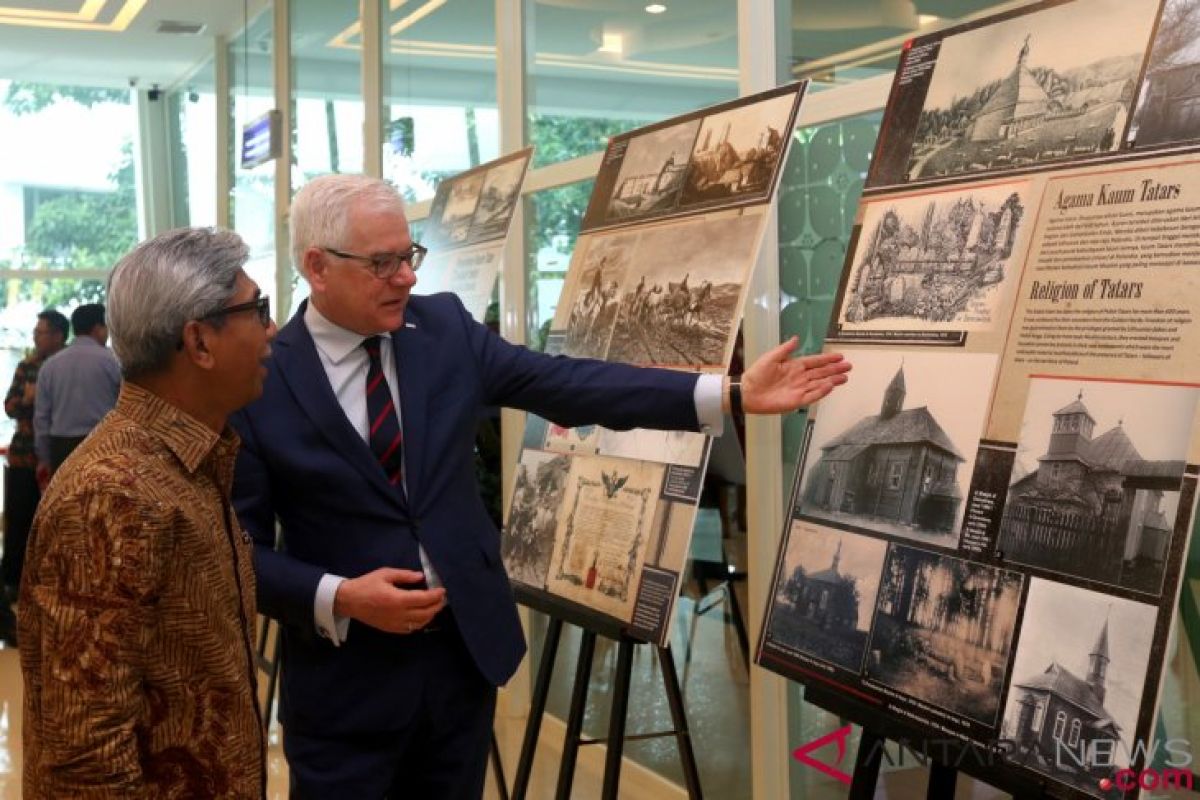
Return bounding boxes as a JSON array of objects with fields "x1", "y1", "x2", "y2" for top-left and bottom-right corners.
[{"x1": 362, "y1": 336, "x2": 405, "y2": 491}]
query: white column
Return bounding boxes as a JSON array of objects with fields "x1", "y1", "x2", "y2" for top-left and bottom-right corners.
[
  {"x1": 273, "y1": 0, "x2": 293, "y2": 318},
  {"x1": 362, "y1": 0, "x2": 383, "y2": 178},
  {"x1": 215, "y1": 36, "x2": 232, "y2": 229},
  {"x1": 738, "y1": 1, "x2": 790, "y2": 799},
  {"x1": 134, "y1": 86, "x2": 175, "y2": 237}
]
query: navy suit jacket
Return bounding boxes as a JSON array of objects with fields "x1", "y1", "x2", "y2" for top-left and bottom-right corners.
[{"x1": 230, "y1": 293, "x2": 700, "y2": 734}]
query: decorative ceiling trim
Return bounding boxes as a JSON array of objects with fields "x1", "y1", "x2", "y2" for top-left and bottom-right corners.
[{"x1": 0, "y1": 0, "x2": 146, "y2": 31}]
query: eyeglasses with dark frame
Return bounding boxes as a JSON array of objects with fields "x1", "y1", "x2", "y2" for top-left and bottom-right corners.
[
  {"x1": 200, "y1": 295, "x2": 272, "y2": 327},
  {"x1": 322, "y1": 244, "x2": 428, "y2": 278}
]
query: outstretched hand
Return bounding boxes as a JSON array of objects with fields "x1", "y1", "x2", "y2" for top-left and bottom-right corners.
[{"x1": 739, "y1": 337, "x2": 851, "y2": 414}]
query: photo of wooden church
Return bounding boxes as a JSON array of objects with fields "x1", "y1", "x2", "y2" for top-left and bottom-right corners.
[
  {"x1": 998, "y1": 379, "x2": 1198, "y2": 594},
  {"x1": 1002, "y1": 579, "x2": 1156, "y2": 794},
  {"x1": 798, "y1": 350, "x2": 997, "y2": 546},
  {"x1": 763, "y1": 525, "x2": 887, "y2": 671}
]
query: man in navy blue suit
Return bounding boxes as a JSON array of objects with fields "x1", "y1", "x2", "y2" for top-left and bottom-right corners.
[{"x1": 231, "y1": 174, "x2": 850, "y2": 798}]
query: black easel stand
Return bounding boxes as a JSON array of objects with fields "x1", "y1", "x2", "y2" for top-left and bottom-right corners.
[
  {"x1": 509, "y1": 591, "x2": 704, "y2": 800},
  {"x1": 804, "y1": 684, "x2": 1051, "y2": 800}
]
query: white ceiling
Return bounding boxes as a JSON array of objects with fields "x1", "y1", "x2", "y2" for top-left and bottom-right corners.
[{"x1": 0, "y1": 0, "x2": 269, "y2": 90}]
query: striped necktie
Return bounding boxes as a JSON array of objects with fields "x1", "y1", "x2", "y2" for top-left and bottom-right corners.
[{"x1": 362, "y1": 336, "x2": 404, "y2": 491}]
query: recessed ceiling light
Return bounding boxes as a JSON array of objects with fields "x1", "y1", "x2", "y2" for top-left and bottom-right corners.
[{"x1": 645, "y1": 4, "x2": 667, "y2": 14}]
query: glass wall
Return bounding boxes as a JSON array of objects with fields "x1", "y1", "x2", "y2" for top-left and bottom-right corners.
[
  {"x1": 525, "y1": 0, "x2": 740, "y2": 167},
  {"x1": 380, "y1": 0, "x2": 499, "y2": 202},
  {"x1": 0, "y1": 79, "x2": 135, "y2": 445},
  {"x1": 291, "y1": 0, "x2": 364, "y2": 185},
  {"x1": 229, "y1": 8, "x2": 277, "y2": 314},
  {"x1": 169, "y1": 60, "x2": 218, "y2": 228}
]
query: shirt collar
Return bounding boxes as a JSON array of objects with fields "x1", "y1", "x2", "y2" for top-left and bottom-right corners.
[
  {"x1": 304, "y1": 301, "x2": 390, "y2": 366},
  {"x1": 115, "y1": 382, "x2": 239, "y2": 475},
  {"x1": 70, "y1": 336, "x2": 102, "y2": 348}
]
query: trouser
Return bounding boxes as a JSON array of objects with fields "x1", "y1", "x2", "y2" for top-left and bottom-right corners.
[
  {"x1": 2, "y1": 465, "x2": 39, "y2": 590},
  {"x1": 284, "y1": 619, "x2": 496, "y2": 800}
]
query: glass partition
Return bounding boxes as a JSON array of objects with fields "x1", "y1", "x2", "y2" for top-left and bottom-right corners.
[
  {"x1": 169, "y1": 59, "x2": 217, "y2": 228},
  {"x1": 380, "y1": 0, "x2": 499, "y2": 202},
  {"x1": 229, "y1": 8, "x2": 277, "y2": 314}
]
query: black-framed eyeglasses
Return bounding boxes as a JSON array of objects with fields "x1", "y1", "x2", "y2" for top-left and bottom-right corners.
[
  {"x1": 322, "y1": 244, "x2": 427, "y2": 278},
  {"x1": 200, "y1": 296, "x2": 272, "y2": 327}
]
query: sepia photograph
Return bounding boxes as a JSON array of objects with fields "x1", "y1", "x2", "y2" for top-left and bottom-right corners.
[
  {"x1": 605, "y1": 119, "x2": 700, "y2": 222},
  {"x1": 765, "y1": 522, "x2": 888, "y2": 672},
  {"x1": 838, "y1": 182, "x2": 1030, "y2": 333},
  {"x1": 1131, "y1": 0, "x2": 1200, "y2": 148},
  {"x1": 561, "y1": 232, "x2": 637, "y2": 359},
  {"x1": 605, "y1": 212, "x2": 763, "y2": 368},
  {"x1": 469, "y1": 155, "x2": 529, "y2": 243},
  {"x1": 865, "y1": 544, "x2": 1023, "y2": 724},
  {"x1": 1001, "y1": 579, "x2": 1157, "y2": 797},
  {"x1": 546, "y1": 455, "x2": 664, "y2": 621},
  {"x1": 997, "y1": 378, "x2": 1199, "y2": 595},
  {"x1": 502, "y1": 449, "x2": 571, "y2": 589},
  {"x1": 889, "y1": 0, "x2": 1158, "y2": 183},
  {"x1": 798, "y1": 349, "x2": 999, "y2": 547},
  {"x1": 437, "y1": 171, "x2": 485, "y2": 245},
  {"x1": 678, "y1": 92, "x2": 796, "y2": 208}
]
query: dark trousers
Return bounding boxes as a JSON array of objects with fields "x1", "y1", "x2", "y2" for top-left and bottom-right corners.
[
  {"x1": 49, "y1": 435, "x2": 87, "y2": 472},
  {"x1": 284, "y1": 626, "x2": 496, "y2": 799},
  {"x1": 3, "y1": 465, "x2": 39, "y2": 590}
]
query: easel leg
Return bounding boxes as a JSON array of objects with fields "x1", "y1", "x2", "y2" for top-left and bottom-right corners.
[
  {"x1": 657, "y1": 646, "x2": 704, "y2": 799},
  {"x1": 512, "y1": 617, "x2": 563, "y2": 800},
  {"x1": 600, "y1": 639, "x2": 636, "y2": 800},
  {"x1": 554, "y1": 628, "x2": 597, "y2": 800},
  {"x1": 490, "y1": 731, "x2": 510, "y2": 800},
  {"x1": 927, "y1": 762, "x2": 957, "y2": 799},
  {"x1": 849, "y1": 729, "x2": 885, "y2": 800}
]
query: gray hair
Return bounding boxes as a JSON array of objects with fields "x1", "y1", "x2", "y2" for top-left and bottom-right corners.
[
  {"x1": 290, "y1": 174, "x2": 407, "y2": 277},
  {"x1": 107, "y1": 227, "x2": 248, "y2": 379}
]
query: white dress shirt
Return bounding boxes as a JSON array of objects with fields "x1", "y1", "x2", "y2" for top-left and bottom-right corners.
[{"x1": 304, "y1": 301, "x2": 725, "y2": 644}]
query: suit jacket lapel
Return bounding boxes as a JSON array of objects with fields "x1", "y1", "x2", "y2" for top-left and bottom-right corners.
[
  {"x1": 273, "y1": 308, "x2": 406, "y2": 510},
  {"x1": 392, "y1": 319, "x2": 428, "y2": 507}
]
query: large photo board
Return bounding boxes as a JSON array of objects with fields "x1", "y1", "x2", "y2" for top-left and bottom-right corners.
[
  {"x1": 503, "y1": 84, "x2": 807, "y2": 645},
  {"x1": 760, "y1": 2, "x2": 1200, "y2": 798},
  {"x1": 416, "y1": 148, "x2": 533, "y2": 321}
]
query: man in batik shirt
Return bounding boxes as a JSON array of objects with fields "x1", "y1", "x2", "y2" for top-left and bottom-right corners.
[{"x1": 20, "y1": 227, "x2": 276, "y2": 798}]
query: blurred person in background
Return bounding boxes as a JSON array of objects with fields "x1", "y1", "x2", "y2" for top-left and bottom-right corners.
[{"x1": 0, "y1": 309, "x2": 67, "y2": 644}]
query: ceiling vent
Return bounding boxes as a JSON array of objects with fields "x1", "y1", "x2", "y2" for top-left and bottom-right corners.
[{"x1": 156, "y1": 20, "x2": 207, "y2": 35}]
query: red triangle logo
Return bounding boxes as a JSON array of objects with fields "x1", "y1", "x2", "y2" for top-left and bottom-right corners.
[{"x1": 792, "y1": 724, "x2": 854, "y2": 786}]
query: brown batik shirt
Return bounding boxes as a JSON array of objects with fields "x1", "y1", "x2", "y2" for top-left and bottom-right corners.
[
  {"x1": 20, "y1": 382, "x2": 265, "y2": 799},
  {"x1": 5, "y1": 353, "x2": 44, "y2": 468}
]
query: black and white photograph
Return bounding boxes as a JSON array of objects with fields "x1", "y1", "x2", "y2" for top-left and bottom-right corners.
[
  {"x1": 605, "y1": 212, "x2": 762, "y2": 368},
  {"x1": 798, "y1": 349, "x2": 998, "y2": 547},
  {"x1": 561, "y1": 232, "x2": 636, "y2": 359},
  {"x1": 1130, "y1": 0, "x2": 1200, "y2": 149},
  {"x1": 882, "y1": 0, "x2": 1158, "y2": 184},
  {"x1": 437, "y1": 171, "x2": 484, "y2": 245},
  {"x1": 1001, "y1": 579, "x2": 1157, "y2": 797},
  {"x1": 764, "y1": 523, "x2": 888, "y2": 672},
  {"x1": 468, "y1": 154, "x2": 529, "y2": 243},
  {"x1": 865, "y1": 544, "x2": 1023, "y2": 724},
  {"x1": 837, "y1": 182, "x2": 1030, "y2": 334},
  {"x1": 604, "y1": 119, "x2": 699, "y2": 223},
  {"x1": 997, "y1": 378, "x2": 1199, "y2": 595},
  {"x1": 502, "y1": 450, "x2": 571, "y2": 589},
  {"x1": 678, "y1": 92, "x2": 795, "y2": 208}
]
